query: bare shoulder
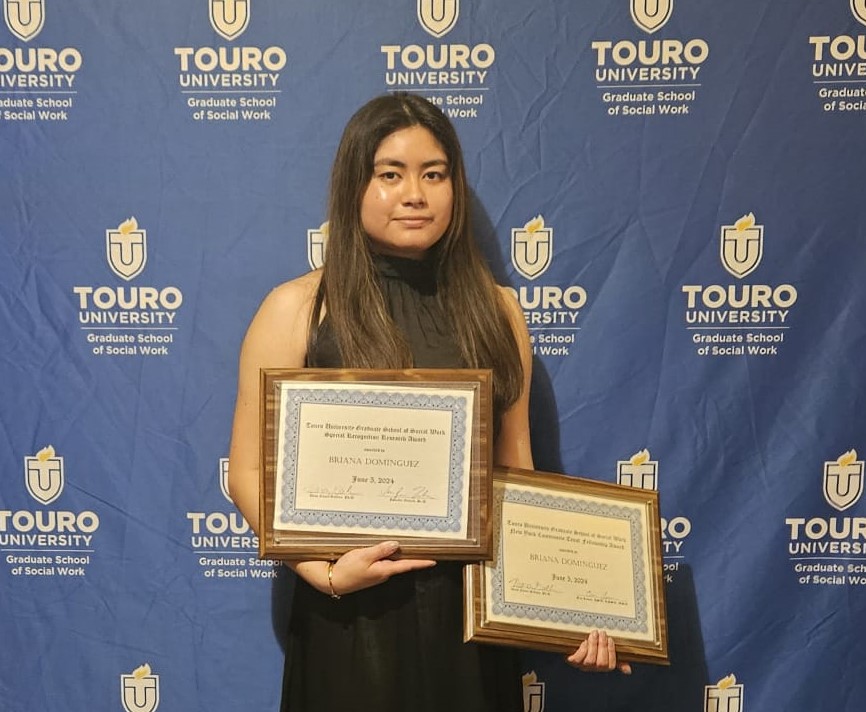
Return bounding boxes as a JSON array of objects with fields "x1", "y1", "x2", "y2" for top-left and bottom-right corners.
[
  {"x1": 261, "y1": 270, "x2": 322, "y2": 317},
  {"x1": 241, "y1": 270, "x2": 322, "y2": 368},
  {"x1": 251, "y1": 270, "x2": 321, "y2": 329}
]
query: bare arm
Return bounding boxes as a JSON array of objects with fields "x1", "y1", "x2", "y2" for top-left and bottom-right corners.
[
  {"x1": 494, "y1": 287, "x2": 534, "y2": 470},
  {"x1": 227, "y1": 272, "x2": 434, "y2": 597},
  {"x1": 227, "y1": 274, "x2": 318, "y2": 534}
]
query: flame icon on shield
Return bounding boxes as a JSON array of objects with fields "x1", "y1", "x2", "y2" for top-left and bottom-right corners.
[
  {"x1": 106, "y1": 217, "x2": 147, "y2": 281},
  {"x1": 720, "y1": 213, "x2": 763, "y2": 279},
  {"x1": 617, "y1": 449, "x2": 658, "y2": 490},
  {"x1": 511, "y1": 215, "x2": 552, "y2": 281},
  {"x1": 24, "y1": 445, "x2": 64, "y2": 505},
  {"x1": 704, "y1": 674, "x2": 743, "y2": 712},
  {"x1": 121, "y1": 664, "x2": 160, "y2": 712},
  {"x1": 824, "y1": 449, "x2": 864, "y2": 512}
]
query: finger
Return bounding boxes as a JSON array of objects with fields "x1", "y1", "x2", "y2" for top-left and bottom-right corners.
[
  {"x1": 361, "y1": 540, "x2": 400, "y2": 563},
  {"x1": 566, "y1": 638, "x2": 588, "y2": 666},
  {"x1": 599, "y1": 636, "x2": 616, "y2": 670},
  {"x1": 618, "y1": 662, "x2": 633, "y2": 675},
  {"x1": 584, "y1": 630, "x2": 599, "y2": 665},
  {"x1": 376, "y1": 558, "x2": 436, "y2": 576},
  {"x1": 584, "y1": 630, "x2": 608, "y2": 669}
]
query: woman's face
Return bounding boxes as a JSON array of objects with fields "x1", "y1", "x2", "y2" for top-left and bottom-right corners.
[{"x1": 360, "y1": 125, "x2": 454, "y2": 260}]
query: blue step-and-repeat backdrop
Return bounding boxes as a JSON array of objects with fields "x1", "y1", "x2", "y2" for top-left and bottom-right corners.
[{"x1": 2, "y1": 1, "x2": 865, "y2": 710}]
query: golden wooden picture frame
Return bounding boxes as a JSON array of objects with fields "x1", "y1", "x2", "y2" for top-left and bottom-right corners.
[
  {"x1": 259, "y1": 368, "x2": 493, "y2": 560},
  {"x1": 464, "y1": 467, "x2": 669, "y2": 664}
]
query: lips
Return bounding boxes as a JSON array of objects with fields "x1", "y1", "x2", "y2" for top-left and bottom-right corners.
[{"x1": 393, "y1": 216, "x2": 434, "y2": 228}]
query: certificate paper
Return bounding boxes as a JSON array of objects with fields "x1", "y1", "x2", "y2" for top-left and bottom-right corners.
[
  {"x1": 259, "y1": 369, "x2": 493, "y2": 560},
  {"x1": 465, "y1": 468, "x2": 668, "y2": 664}
]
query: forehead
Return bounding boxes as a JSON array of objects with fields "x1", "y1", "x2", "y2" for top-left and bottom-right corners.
[{"x1": 374, "y1": 125, "x2": 447, "y2": 162}]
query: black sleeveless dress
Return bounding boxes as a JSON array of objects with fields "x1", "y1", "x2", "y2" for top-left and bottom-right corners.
[{"x1": 280, "y1": 254, "x2": 521, "y2": 712}]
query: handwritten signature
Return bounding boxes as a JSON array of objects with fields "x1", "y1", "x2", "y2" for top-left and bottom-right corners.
[
  {"x1": 377, "y1": 485, "x2": 435, "y2": 502},
  {"x1": 305, "y1": 484, "x2": 358, "y2": 498},
  {"x1": 507, "y1": 577, "x2": 561, "y2": 596}
]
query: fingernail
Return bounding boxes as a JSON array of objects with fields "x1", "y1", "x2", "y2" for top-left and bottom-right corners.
[{"x1": 384, "y1": 541, "x2": 399, "y2": 553}]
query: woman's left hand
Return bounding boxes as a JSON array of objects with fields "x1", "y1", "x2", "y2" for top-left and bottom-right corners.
[{"x1": 566, "y1": 630, "x2": 632, "y2": 675}]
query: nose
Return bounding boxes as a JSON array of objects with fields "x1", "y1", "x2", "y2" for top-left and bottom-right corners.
[{"x1": 401, "y1": 174, "x2": 427, "y2": 207}]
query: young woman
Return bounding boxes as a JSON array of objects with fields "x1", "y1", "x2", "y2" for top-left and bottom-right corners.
[{"x1": 228, "y1": 93, "x2": 628, "y2": 712}]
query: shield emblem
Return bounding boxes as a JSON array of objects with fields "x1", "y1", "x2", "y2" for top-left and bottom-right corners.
[
  {"x1": 512, "y1": 226, "x2": 552, "y2": 281},
  {"x1": 630, "y1": 0, "x2": 673, "y2": 35},
  {"x1": 824, "y1": 460, "x2": 864, "y2": 512},
  {"x1": 853, "y1": 0, "x2": 866, "y2": 27},
  {"x1": 307, "y1": 224, "x2": 328, "y2": 270},
  {"x1": 106, "y1": 227, "x2": 147, "y2": 281},
  {"x1": 522, "y1": 681, "x2": 544, "y2": 712},
  {"x1": 704, "y1": 684, "x2": 743, "y2": 712},
  {"x1": 3, "y1": 0, "x2": 44, "y2": 42},
  {"x1": 617, "y1": 460, "x2": 658, "y2": 490},
  {"x1": 24, "y1": 455, "x2": 64, "y2": 505},
  {"x1": 121, "y1": 675, "x2": 160, "y2": 712},
  {"x1": 720, "y1": 224, "x2": 763, "y2": 279},
  {"x1": 417, "y1": 0, "x2": 459, "y2": 39},
  {"x1": 209, "y1": 0, "x2": 249, "y2": 42},
  {"x1": 219, "y1": 458, "x2": 232, "y2": 503}
]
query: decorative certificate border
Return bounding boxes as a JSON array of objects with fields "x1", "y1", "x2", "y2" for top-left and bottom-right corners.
[
  {"x1": 277, "y1": 387, "x2": 468, "y2": 532},
  {"x1": 489, "y1": 486, "x2": 649, "y2": 634}
]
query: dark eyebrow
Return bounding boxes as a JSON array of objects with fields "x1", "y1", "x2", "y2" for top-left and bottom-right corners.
[{"x1": 372, "y1": 158, "x2": 449, "y2": 169}]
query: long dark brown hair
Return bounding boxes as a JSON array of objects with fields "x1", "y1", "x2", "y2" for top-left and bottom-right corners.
[{"x1": 310, "y1": 93, "x2": 524, "y2": 415}]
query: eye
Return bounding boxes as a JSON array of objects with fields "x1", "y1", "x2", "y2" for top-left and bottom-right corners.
[
  {"x1": 424, "y1": 169, "x2": 449, "y2": 182},
  {"x1": 378, "y1": 171, "x2": 400, "y2": 182}
]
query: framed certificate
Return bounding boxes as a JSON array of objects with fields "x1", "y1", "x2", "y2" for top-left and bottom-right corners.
[
  {"x1": 259, "y1": 368, "x2": 493, "y2": 560},
  {"x1": 464, "y1": 467, "x2": 669, "y2": 664}
]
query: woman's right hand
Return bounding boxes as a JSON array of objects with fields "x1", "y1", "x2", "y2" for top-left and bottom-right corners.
[{"x1": 292, "y1": 541, "x2": 436, "y2": 597}]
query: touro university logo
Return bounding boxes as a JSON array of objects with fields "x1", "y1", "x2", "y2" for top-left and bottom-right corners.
[
  {"x1": 24, "y1": 445, "x2": 63, "y2": 505},
  {"x1": 174, "y1": 0, "x2": 284, "y2": 123},
  {"x1": 2, "y1": 444, "x2": 99, "y2": 575},
  {"x1": 521, "y1": 670, "x2": 545, "y2": 712},
  {"x1": 3, "y1": 0, "x2": 44, "y2": 42},
  {"x1": 209, "y1": 0, "x2": 249, "y2": 41},
  {"x1": 307, "y1": 221, "x2": 328, "y2": 270},
  {"x1": 720, "y1": 212, "x2": 763, "y2": 279},
  {"x1": 630, "y1": 0, "x2": 673, "y2": 35},
  {"x1": 682, "y1": 211, "x2": 797, "y2": 358},
  {"x1": 617, "y1": 449, "x2": 658, "y2": 490},
  {"x1": 417, "y1": 0, "x2": 458, "y2": 38},
  {"x1": 823, "y1": 449, "x2": 864, "y2": 512},
  {"x1": 106, "y1": 217, "x2": 147, "y2": 282},
  {"x1": 704, "y1": 674, "x2": 743, "y2": 712},
  {"x1": 511, "y1": 215, "x2": 552, "y2": 281},
  {"x1": 121, "y1": 664, "x2": 160, "y2": 712},
  {"x1": 380, "y1": 0, "x2": 492, "y2": 120},
  {"x1": 853, "y1": 0, "x2": 866, "y2": 27}
]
